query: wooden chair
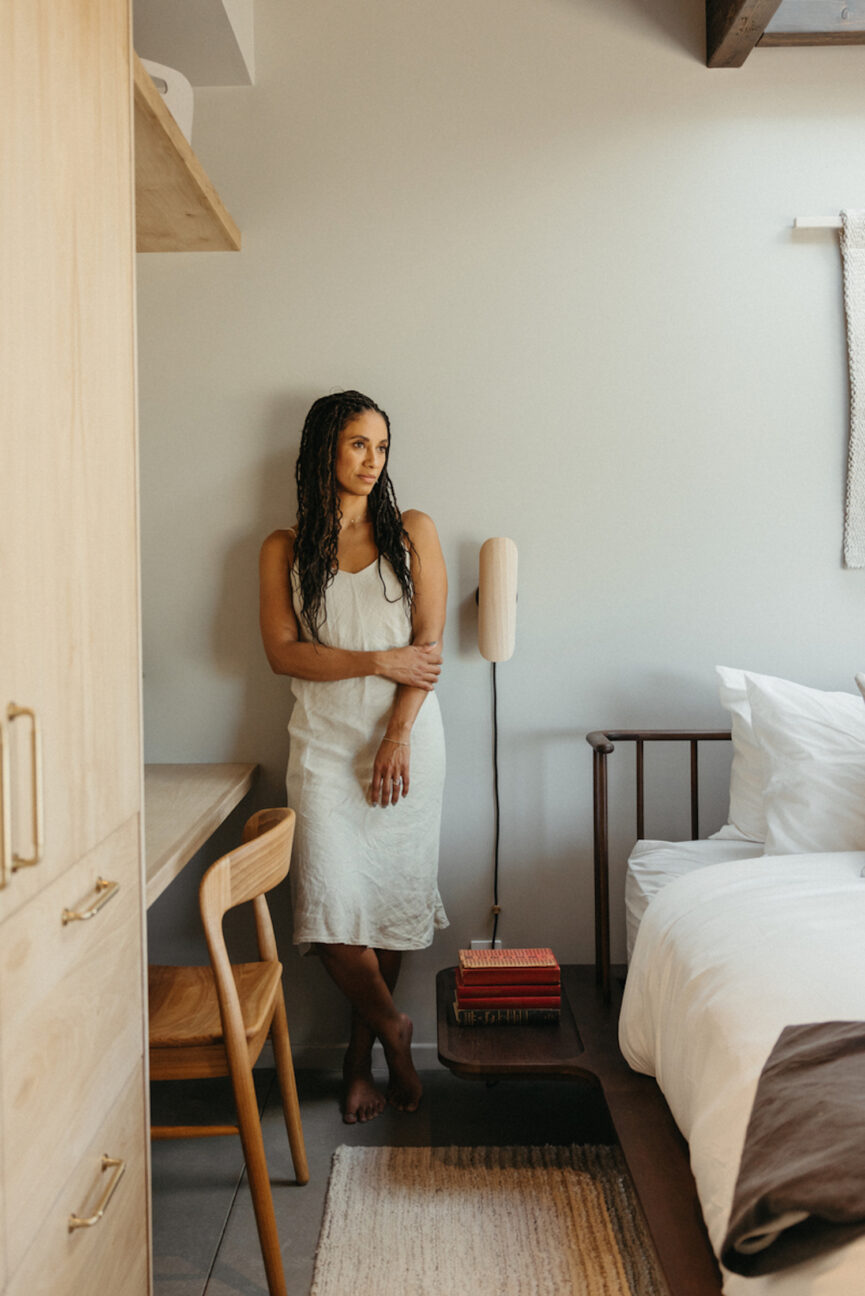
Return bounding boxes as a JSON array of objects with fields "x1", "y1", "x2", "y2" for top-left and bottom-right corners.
[{"x1": 148, "y1": 807, "x2": 308, "y2": 1296}]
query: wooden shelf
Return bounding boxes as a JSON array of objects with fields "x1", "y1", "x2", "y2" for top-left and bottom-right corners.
[
  {"x1": 133, "y1": 53, "x2": 241, "y2": 253},
  {"x1": 144, "y1": 762, "x2": 257, "y2": 906}
]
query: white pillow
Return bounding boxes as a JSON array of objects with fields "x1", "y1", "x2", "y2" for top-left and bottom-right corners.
[
  {"x1": 746, "y1": 673, "x2": 865, "y2": 855},
  {"x1": 715, "y1": 666, "x2": 767, "y2": 843}
]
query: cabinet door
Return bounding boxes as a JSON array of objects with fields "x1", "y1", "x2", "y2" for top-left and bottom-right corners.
[
  {"x1": 0, "y1": 0, "x2": 140, "y2": 918},
  {"x1": 5, "y1": 1062, "x2": 150, "y2": 1296},
  {"x1": 0, "y1": 1, "x2": 147, "y2": 1294},
  {"x1": 0, "y1": 818, "x2": 144, "y2": 1274}
]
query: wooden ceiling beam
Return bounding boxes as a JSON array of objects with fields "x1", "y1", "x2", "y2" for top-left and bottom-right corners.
[{"x1": 706, "y1": 0, "x2": 784, "y2": 66}]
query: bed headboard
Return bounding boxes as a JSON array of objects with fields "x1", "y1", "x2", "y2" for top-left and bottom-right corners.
[{"x1": 585, "y1": 729, "x2": 731, "y2": 1001}]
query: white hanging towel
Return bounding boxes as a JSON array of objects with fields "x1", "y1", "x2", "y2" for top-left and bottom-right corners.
[{"x1": 841, "y1": 210, "x2": 865, "y2": 567}]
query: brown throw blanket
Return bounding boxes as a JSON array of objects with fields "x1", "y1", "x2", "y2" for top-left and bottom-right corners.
[{"x1": 722, "y1": 1021, "x2": 865, "y2": 1276}]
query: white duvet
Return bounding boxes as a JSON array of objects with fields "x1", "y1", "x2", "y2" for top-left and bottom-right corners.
[
  {"x1": 624, "y1": 836, "x2": 763, "y2": 961},
  {"x1": 619, "y1": 852, "x2": 865, "y2": 1296}
]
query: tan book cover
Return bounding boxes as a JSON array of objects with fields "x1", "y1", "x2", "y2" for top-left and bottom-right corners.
[{"x1": 458, "y1": 946, "x2": 558, "y2": 970}]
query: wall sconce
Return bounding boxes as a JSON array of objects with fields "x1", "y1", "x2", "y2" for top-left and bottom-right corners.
[
  {"x1": 478, "y1": 537, "x2": 518, "y2": 662},
  {"x1": 476, "y1": 537, "x2": 518, "y2": 948}
]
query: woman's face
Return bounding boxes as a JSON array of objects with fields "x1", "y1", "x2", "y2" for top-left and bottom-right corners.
[{"x1": 334, "y1": 410, "x2": 390, "y2": 499}]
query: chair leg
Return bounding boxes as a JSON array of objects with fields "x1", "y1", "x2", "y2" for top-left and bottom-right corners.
[
  {"x1": 270, "y1": 990, "x2": 310, "y2": 1185},
  {"x1": 229, "y1": 1057, "x2": 288, "y2": 1296}
]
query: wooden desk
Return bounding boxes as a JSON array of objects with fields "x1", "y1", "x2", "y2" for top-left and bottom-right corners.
[{"x1": 144, "y1": 763, "x2": 258, "y2": 907}]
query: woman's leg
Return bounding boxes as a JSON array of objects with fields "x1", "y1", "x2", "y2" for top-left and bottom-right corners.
[
  {"x1": 340, "y1": 1004, "x2": 384, "y2": 1124},
  {"x1": 317, "y1": 943, "x2": 421, "y2": 1120},
  {"x1": 339, "y1": 949, "x2": 402, "y2": 1123}
]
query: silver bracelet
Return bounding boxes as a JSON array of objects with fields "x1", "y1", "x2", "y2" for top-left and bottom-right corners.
[{"x1": 381, "y1": 736, "x2": 410, "y2": 747}]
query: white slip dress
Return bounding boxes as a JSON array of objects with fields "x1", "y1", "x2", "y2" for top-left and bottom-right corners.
[{"x1": 286, "y1": 556, "x2": 448, "y2": 952}]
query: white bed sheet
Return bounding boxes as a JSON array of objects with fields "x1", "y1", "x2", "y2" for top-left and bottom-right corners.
[
  {"x1": 619, "y1": 852, "x2": 865, "y2": 1296},
  {"x1": 625, "y1": 837, "x2": 763, "y2": 960}
]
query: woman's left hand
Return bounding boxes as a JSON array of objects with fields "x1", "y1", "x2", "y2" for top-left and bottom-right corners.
[{"x1": 370, "y1": 737, "x2": 410, "y2": 807}]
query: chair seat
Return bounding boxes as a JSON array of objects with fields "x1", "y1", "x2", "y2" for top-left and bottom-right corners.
[{"x1": 149, "y1": 961, "x2": 283, "y2": 1048}]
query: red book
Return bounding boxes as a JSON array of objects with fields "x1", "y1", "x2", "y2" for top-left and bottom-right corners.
[
  {"x1": 456, "y1": 976, "x2": 561, "y2": 999},
  {"x1": 451, "y1": 998, "x2": 561, "y2": 1026},
  {"x1": 455, "y1": 995, "x2": 562, "y2": 1010},
  {"x1": 458, "y1": 966, "x2": 561, "y2": 985},
  {"x1": 457, "y1": 948, "x2": 560, "y2": 987}
]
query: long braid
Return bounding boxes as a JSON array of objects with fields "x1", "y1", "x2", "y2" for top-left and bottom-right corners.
[{"x1": 293, "y1": 391, "x2": 415, "y2": 641}]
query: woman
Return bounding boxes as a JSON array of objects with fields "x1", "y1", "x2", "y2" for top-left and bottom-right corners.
[{"x1": 259, "y1": 390, "x2": 448, "y2": 1124}]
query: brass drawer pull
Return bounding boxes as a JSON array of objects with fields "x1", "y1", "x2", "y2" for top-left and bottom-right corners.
[
  {"x1": 62, "y1": 877, "x2": 119, "y2": 925},
  {"x1": 68, "y1": 1155, "x2": 126, "y2": 1231},
  {"x1": 7, "y1": 703, "x2": 44, "y2": 869}
]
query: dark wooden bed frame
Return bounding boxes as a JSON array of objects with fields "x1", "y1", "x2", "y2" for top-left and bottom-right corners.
[
  {"x1": 587, "y1": 729, "x2": 733, "y2": 1292},
  {"x1": 587, "y1": 728, "x2": 732, "y2": 1001}
]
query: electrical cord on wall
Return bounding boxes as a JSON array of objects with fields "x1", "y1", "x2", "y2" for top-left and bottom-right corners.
[{"x1": 490, "y1": 661, "x2": 502, "y2": 948}]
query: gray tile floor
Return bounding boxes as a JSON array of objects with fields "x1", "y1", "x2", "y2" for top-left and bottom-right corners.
[{"x1": 150, "y1": 1065, "x2": 615, "y2": 1296}]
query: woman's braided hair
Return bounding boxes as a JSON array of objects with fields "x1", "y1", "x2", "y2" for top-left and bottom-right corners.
[{"x1": 293, "y1": 390, "x2": 415, "y2": 641}]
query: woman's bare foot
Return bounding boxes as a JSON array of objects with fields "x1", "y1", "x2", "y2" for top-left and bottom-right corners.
[
  {"x1": 342, "y1": 1054, "x2": 386, "y2": 1124},
  {"x1": 381, "y1": 1013, "x2": 423, "y2": 1112}
]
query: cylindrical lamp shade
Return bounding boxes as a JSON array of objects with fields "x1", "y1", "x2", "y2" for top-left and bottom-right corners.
[{"x1": 478, "y1": 537, "x2": 518, "y2": 662}]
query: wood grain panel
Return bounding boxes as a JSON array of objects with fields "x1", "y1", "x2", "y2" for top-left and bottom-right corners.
[
  {"x1": 0, "y1": 0, "x2": 140, "y2": 923},
  {"x1": 5, "y1": 1064, "x2": 149, "y2": 1296},
  {"x1": 0, "y1": 1, "x2": 147, "y2": 1291},
  {"x1": 0, "y1": 818, "x2": 144, "y2": 1275}
]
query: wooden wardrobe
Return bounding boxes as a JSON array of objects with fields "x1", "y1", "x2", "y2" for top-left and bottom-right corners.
[{"x1": 0, "y1": 2, "x2": 150, "y2": 1293}]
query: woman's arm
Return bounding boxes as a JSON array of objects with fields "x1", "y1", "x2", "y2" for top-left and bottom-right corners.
[
  {"x1": 259, "y1": 529, "x2": 441, "y2": 688},
  {"x1": 371, "y1": 511, "x2": 447, "y2": 805}
]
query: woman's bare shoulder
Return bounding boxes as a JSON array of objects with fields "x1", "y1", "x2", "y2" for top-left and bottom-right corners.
[
  {"x1": 260, "y1": 527, "x2": 297, "y2": 564},
  {"x1": 401, "y1": 509, "x2": 438, "y2": 542},
  {"x1": 402, "y1": 511, "x2": 444, "y2": 577}
]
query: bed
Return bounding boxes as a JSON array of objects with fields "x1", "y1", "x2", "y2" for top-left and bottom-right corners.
[{"x1": 589, "y1": 666, "x2": 865, "y2": 1296}]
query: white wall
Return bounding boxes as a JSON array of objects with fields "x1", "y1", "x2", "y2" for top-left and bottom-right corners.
[{"x1": 138, "y1": 0, "x2": 865, "y2": 1060}]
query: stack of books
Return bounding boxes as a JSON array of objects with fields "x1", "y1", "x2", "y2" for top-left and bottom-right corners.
[{"x1": 452, "y1": 947, "x2": 561, "y2": 1025}]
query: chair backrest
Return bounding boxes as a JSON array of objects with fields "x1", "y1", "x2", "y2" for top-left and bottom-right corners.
[
  {"x1": 199, "y1": 807, "x2": 295, "y2": 939},
  {"x1": 197, "y1": 807, "x2": 296, "y2": 1067}
]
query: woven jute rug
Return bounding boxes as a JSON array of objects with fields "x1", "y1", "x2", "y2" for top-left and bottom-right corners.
[{"x1": 310, "y1": 1144, "x2": 670, "y2": 1296}]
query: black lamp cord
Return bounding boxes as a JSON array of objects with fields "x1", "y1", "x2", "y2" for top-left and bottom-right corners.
[{"x1": 490, "y1": 661, "x2": 501, "y2": 948}]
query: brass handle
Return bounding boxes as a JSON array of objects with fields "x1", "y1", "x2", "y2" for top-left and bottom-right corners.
[
  {"x1": 0, "y1": 722, "x2": 10, "y2": 890},
  {"x1": 7, "y1": 704, "x2": 44, "y2": 869},
  {"x1": 62, "y1": 877, "x2": 119, "y2": 926},
  {"x1": 68, "y1": 1155, "x2": 126, "y2": 1231}
]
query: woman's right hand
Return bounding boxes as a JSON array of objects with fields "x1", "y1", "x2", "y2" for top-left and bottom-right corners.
[{"x1": 379, "y1": 642, "x2": 442, "y2": 690}]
